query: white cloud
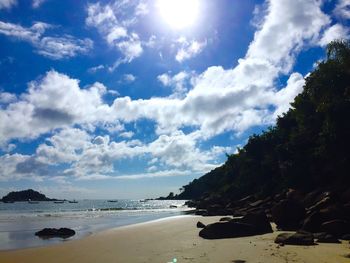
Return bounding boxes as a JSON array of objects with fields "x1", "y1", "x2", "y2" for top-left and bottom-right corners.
[
  {"x1": 0, "y1": 21, "x2": 93, "y2": 59},
  {"x1": 0, "y1": 92, "x2": 16, "y2": 104},
  {"x1": 0, "y1": 0, "x2": 16, "y2": 10},
  {"x1": 0, "y1": 0, "x2": 340, "y2": 183},
  {"x1": 88, "y1": 64, "x2": 105, "y2": 73},
  {"x1": 0, "y1": 70, "x2": 112, "y2": 145},
  {"x1": 334, "y1": 0, "x2": 350, "y2": 19},
  {"x1": 273, "y1": 72, "x2": 305, "y2": 117},
  {"x1": 116, "y1": 169, "x2": 190, "y2": 180},
  {"x1": 32, "y1": 0, "x2": 46, "y2": 8},
  {"x1": 157, "y1": 71, "x2": 193, "y2": 97},
  {"x1": 319, "y1": 24, "x2": 350, "y2": 46},
  {"x1": 86, "y1": 1, "x2": 147, "y2": 70},
  {"x1": 175, "y1": 38, "x2": 207, "y2": 62},
  {"x1": 123, "y1": 74, "x2": 136, "y2": 82}
]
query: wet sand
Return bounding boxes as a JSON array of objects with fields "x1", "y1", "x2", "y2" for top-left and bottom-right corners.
[{"x1": 0, "y1": 215, "x2": 349, "y2": 263}]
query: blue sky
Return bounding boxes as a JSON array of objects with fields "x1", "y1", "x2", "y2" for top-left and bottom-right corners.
[{"x1": 0, "y1": 0, "x2": 349, "y2": 199}]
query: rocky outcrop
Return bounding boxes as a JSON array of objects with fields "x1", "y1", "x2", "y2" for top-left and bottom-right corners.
[
  {"x1": 275, "y1": 232, "x2": 314, "y2": 246},
  {"x1": 196, "y1": 221, "x2": 206, "y2": 228},
  {"x1": 321, "y1": 220, "x2": 350, "y2": 237},
  {"x1": 272, "y1": 199, "x2": 305, "y2": 230},
  {"x1": 199, "y1": 212, "x2": 272, "y2": 239},
  {"x1": 1, "y1": 189, "x2": 56, "y2": 202},
  {"x1": 35, "y1": 228, "x2": 75, "y2": 238}
]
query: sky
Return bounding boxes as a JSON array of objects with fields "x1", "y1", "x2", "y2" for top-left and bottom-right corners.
[{"x1": 0, "y1": 0, "x2": 349, "y2": 199}]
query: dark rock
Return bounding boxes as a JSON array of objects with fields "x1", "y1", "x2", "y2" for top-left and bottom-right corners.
[
  {"x1": 219, "y1": 217, "x2": 232, "y2": 222},
  {"x1": 199, "y1": 212, "x2": 272, "y2": 239},
  {"x1": 195, "y1": 209, "x2": 208, "y2": 216},
  {"x1": 302, "y1": 189, "x2": 323, "y2": 208},
  {"x1": 274, "y1": 232, "x2": 315, "y2": 246},
  {"x1": 185, "y1": 200, "x2": 197, "y2": 208},
  {"x1": 321, "y1": 220, "x2": 350, "y2": 237},
  {"x1": 199, "y1": 221, "x2": 256, "y2": 239},
  {"x1": 197, "y1": 221, "x2": 206, "y2": 228},
  {"x1": 302, "y1": 205, "x2": 347, "y2": 233},
  {"x1": 341, "y1": 234, "x2": 350, "y2": 240},
  {"x1": 286, "y1": 189, "x2": 304, "y2": 201},
  {"x1": 240, "y1": 212, "x2": 273, "y2": 234},
  {"x1": 249, "y1": 199, "x2": 265, "y2": 207},
  {"x1": 272, "y1": 199, "x2": 306, "y2": 230},
  {"x1": 307, "y1": 196, "x2": 333, "y2": 213},
  {"x1": 316, "y1": 233, "x2": 340, "y2": 243},
  {"x1": 1, "y1": 189, "x2": 56, "y2": 202},
  {"x1": 302, "y1": 211, "x2": 324, "y2": 233},
  {"x1": 207, "y1": 204, "x2": 229, "y2": 216},
  {"x1": 35, "y1": 228, "x2": 75, "y2": 238}
]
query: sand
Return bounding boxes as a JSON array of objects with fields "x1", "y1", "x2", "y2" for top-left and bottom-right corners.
[{"x1": 0, "y1": 215, "x2": 349, "y2": 263}]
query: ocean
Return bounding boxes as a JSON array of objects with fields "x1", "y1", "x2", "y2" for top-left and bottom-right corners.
[{"x1": 0, "y1": 199, "x2": 189, "y2": 250}]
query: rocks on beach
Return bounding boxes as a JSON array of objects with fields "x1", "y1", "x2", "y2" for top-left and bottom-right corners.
[
  {"x1": 192, "y1": 187, "x2": 350, "y2": 245},
  {"x1": 199, "y1": 212, "x2": 272, "y2": 239},
  {"x1": 35, "y1": 228, "x2": 76, "y2": 239},
  {"x1": 275, "y1": 232, "x2": 314, "y2": 246}
]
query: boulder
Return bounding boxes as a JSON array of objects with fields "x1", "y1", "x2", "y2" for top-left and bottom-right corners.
[
  {"x1": 302, "y1": 205, "x2": 347, "y2": 233},
  {"x1": 240, "y1": 212, "x2": 273, "y2": 234},
  {"x1": 274, "y1": 232, "x2": 314, "y2": 246},
  {"x1": 35, "y1": 228, "x2": 75, "y2": 238},
  {"x1": 219, "y1": 217, "x2": 232, "y2": 222},
  {"x1": 195, "y1": 209, "x2": 208, "y2": 216},
  {"x1": 341, "y1": 234, "x2": 350, "y2": 240},
  {"x1": 302, "y1": 211, "x2": 324, "y2": 233},
  {"x1": 272, "y1": 199, "x2": 306, "y2": 230},
  {"x1": 307, "y1": 196, "x2": 333, "y2": 213},
  {"x1": 184, "y1": 200, "x2": 197, "y2": 208},
  {"x1": 196, "y1": 221, "x2": 206, "y2": 228},
  {"x1": 207, "y1": 204, "x2": 229, "y2": 216},
  {"x1": 321, "y1": 220, "x2": 350, "y2": 237},
  {"x1": 199, "y1": 221, "x2": 256, "y2": 239},
  {"x1": 316, "y1": 233, "x2": 340, "y2": 243},
  {"x1": 199, "y1": 212, "x2": 272, "y2": 239}
]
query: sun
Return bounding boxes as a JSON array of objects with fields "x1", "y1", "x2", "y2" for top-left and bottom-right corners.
[{"x1": 157, "y1": 0, "x2": 199, "y2": 29}]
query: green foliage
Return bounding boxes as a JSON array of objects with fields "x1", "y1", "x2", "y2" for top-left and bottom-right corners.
[{"x1": 177, "y1": 40, "x2": 350, "y2": 201}]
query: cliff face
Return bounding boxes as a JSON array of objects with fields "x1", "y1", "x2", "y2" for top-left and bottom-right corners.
[
  {"x1": 1, "y1": 189, "x2": 55, "y2": 202},
  {"x1": 176, "y1": 41, "x2": 350, "y2": 203}
]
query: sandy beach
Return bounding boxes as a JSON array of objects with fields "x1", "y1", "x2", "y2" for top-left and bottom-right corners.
[{"x1": 0, "y1": 215, "x2": 349, "y2": 263}]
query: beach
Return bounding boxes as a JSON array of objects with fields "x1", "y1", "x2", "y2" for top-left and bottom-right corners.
[{"x1": 0, "y1": 215, "x2": 349, "y2": 263}]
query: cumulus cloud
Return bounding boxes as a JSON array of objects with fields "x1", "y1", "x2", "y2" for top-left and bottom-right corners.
[
  {"x1": 334, "y1": 0, "x2": 350, "y2": 19},
  {"x1": 157, "y1": 71, "x2": 193, "y2": 98},
  {"x1": 319, "y1": 24, "x2": 350, "y2": 46},
  {"x1": 0, "y1": 0, "x2": 340, "y2": 182},
  {"x1": 175, "y1": 38, "x2": 207, "y2": 62},
  {"x1": 0, "y1": 21, "x2": 93, "y2": 59},
  {"x1": 0, "y1": 125, "x2": 228, "y2": 181},
  {"x1": 0, "y1": 70, "x2": 112, "y2": 145},
  {"x1": 0, "y1": 92, "x2": 16, "y2": 104},
  {"x1": 123, "y1": 74, "x2": 136, "y2": 83},
  {"x1": 0, "y1": 0, "x2": 16, "y2": 10},
  {"x1": 86, "y1": 1, "x2": 147, "y2": 70}
]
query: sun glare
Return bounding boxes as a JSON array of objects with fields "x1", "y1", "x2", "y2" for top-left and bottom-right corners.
[{"x1": 157, "y1": 0, "x2": 199, "y2": 29}]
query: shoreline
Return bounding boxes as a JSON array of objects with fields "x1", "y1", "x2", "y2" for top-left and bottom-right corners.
[
  {"x1": 0, "y1": 205, "x2": 191, "y2": 251},
  {"x1": 0, "y1": 216, "x2": 349, "y2": 263}
]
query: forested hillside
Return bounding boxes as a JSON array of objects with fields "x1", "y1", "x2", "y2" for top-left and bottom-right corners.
[{"x1": 176, "y1": 40, "x2": 350, "y2": 202}]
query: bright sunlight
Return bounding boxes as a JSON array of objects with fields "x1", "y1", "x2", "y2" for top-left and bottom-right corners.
[{"x1": 157, "y1": 0, "x2": 199, "y2": 29}]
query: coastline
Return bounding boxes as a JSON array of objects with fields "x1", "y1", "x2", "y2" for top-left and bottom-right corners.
[
  {"x1": 0, "y1": 199, "x2": 189, "y2": 250},
  {"x1": 0, "y1": 215, "x2": 349, "y2": 263}
]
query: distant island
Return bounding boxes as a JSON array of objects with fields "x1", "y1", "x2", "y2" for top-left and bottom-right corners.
[{"x1": 1, "y1": 189, "x2": 57, "y2": 202}]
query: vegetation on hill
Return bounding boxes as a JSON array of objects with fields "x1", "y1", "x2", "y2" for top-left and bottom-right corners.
[
  {"x1": 1, "y1": 189, "x2": 56, "y2": 202},
  {"x1": 174, "y1": 40, "x2": 350, "y2": 202}
]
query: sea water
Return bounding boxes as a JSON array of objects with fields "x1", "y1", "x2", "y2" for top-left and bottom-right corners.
[{"x1": 0, "y1": 199, "x2": 189, "y2": 250}]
